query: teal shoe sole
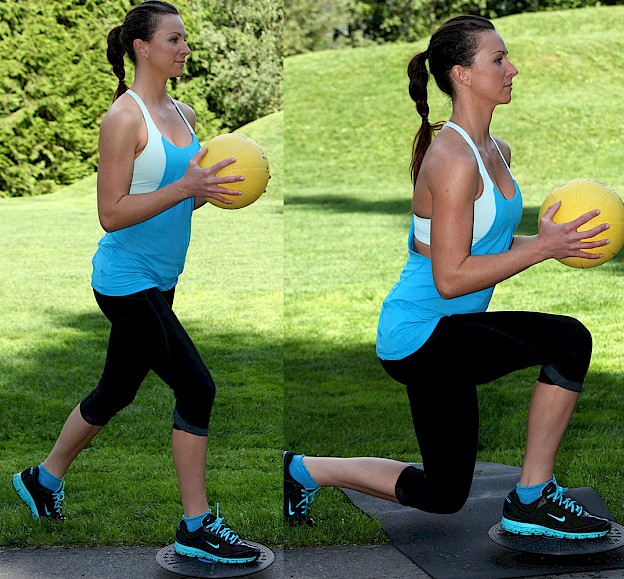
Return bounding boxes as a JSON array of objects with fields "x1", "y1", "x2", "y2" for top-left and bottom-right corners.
[
  {"x1": 501, "y1": 516, "x2": 609, "y2": 540},
  {"x1": 174, "y1": 541, "x2": 258, "y2": 564},
  {"x1": 12, "y1": 473, "x2": 40, "y2": 520}
]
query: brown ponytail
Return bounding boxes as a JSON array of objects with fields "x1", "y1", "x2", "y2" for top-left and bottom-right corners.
[
  {"x1": 408, "y1": 15, "x2": 496, "y2": 183},
  {"x1": 407, "y1": 51, "x2": 443, "y2": 184},
  {"x1": 107, "y1": 26, "x2": 128, "y2": 101}
]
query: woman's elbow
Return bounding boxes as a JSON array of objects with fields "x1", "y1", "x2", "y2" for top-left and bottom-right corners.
[
  {"x1": 98, "y1": 212, "x2": 121, "y2": 233},
  {"x1": 434, "y1": 275, "x2": 463, "y2": 300}
]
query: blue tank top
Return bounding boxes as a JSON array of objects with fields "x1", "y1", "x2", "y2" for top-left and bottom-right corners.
[
  {"x1": 376, "y1": 122, "x2": 523, "y2": 360},
  {"x1": 92, "y1": 90, "x2": 201, "y2": 296}
]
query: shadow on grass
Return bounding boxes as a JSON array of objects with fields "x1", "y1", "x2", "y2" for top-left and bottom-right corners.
[
  {"x1": 286, "y1": 191, "x2": 412, "y2": 216},
  {"x1": 0, "y1": 305, "x2": 283, "y2": 546},
  {"x1": 288, "y1": 193, "x2": 624, "y2": 273},
  {"x1": 285, "y1": 339, "x2": 416, "y2": 458},
  {"x1": 0, "y1": 306, "x2": 283, "y2": 468},
  {"x1": 285, "y1": 337, "x2": 624, "y2": 473},
  {"x1": 0, "y1": 306, "x2": 283, "y2": 445}
]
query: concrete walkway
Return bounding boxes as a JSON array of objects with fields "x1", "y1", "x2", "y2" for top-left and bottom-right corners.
[{"x1": 1, "y1": 544, "x2": 624, "y2": 579}]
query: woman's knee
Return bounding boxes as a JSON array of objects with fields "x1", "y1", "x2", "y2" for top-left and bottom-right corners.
[
  {"x1": 172, "y1": 374, "x2": 216, "y2": 435},
  {"x1": 561, "y1": 315, "x2": 592, "y2": 351},
  {"x1": 541, "y1": 315, "x2": 592, "y2": 393},
  {"x1": 79, "y1": 387, "x2": 137, "y2": 426},
  {"x1": 395, "y1": 465, "x2": 471, "y2": 514}
]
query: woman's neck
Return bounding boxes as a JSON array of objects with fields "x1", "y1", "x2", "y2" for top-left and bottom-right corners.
[
  {"x1": 129, "y1": 69, "x2": 171, "y2": 108},
  {"x1": 448, "y1": 101, "x2": 494, "y2": 147}
]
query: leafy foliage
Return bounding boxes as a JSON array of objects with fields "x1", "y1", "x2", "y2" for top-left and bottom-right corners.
[
  {"x1": 0, "y1": 0, "x2": 129, "y2": 197},
  {"x1": 285, "y1": 0, "x2": 619, "y2": 53},
  {"x1": 0, "y1": 0, "x2": 282, "y2": 197},
  {"x1": 284, "y1": 0, "x2": 356, "y2": 56},
  {"x1": 177, "y1": 0, "x2": 283, "y2": 131}
]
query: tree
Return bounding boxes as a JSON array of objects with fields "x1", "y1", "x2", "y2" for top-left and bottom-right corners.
[
  {"x1": 285, "y1": 0, "x2": 353, "y2": 56},
  {"x1": 0, "y1": 0, "x2": 283, "y2": 197},
  {"x1": 178, "y1": 0, "x2": 283, "y2": 132}
]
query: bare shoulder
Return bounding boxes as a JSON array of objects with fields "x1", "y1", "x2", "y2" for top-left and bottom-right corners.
[
  {"x1": 173, "y1": 99, "x2": 196, "y2": 129},
  {"x1": 420, "y1": 126, "x2": 480, "y2": 193},
  {"x1": 98, "y1": 94, "x2": 146, "y2": 157},
  {"x1": 100, "y1": 93, "x2": 143, "y2": 135}
]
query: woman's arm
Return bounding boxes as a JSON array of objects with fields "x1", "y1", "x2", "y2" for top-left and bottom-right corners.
[
  {"x1": 425, "y1": 142, "x2": 608, "y2": 299},
  {"x1": 96, "y1": 99, "x2": 240, "y2": 232}
]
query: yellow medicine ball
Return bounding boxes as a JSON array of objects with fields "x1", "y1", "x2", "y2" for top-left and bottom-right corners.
[
  {"x1": 199, "y1": 133, "x2": 270, "y2": 210},
  {"x1": 538, "y1": 179, "x2": 624, "y2": 268}
]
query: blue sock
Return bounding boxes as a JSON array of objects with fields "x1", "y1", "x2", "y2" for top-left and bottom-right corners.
[
  {"x1": 184, "y1": 510, "x2": 211, "y2": 533},
  {"x1": 38, "y1": 464, "x2": 63, "y2": 492},
  {"x1": 289, "y1": 454, "x2": 319, "y2": 489},
  {"x1": 516, "y1": 476, "x2": 554, "y2": 505}
]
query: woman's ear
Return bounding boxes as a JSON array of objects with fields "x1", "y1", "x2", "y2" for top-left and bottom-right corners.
[
  {"x1": 133, "y1": 38, "x2": 148, "y2": 59},
  {"x1": 451, "y1": 64, "x2": 471, "y2": 87}
]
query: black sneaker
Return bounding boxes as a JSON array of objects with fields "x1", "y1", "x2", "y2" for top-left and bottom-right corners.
[
  {"x1": 284, "y1": 451, "x2": 319, "y2": 526},
  {"x1": 12, "y1": 466, "x2": 66, "y2": 521},
  {"x1": 174, "y1": 506, "x2": 260, "y2": 564},
  {"x1": 501, "y1": 480, "x2": 611, "y2": 539}
]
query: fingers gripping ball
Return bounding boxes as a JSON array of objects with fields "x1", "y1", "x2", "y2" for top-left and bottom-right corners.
[
  {"x1": 538, "y1": 179, "x2": 624, "y2": 268},
  {"x1": 199, "y1": 134, "x2": 270, "y2": 209}
]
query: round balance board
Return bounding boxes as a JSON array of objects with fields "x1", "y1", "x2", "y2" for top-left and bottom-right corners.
[{"x1": 156, "y1": 542, "x2": 274, "y2": 578}]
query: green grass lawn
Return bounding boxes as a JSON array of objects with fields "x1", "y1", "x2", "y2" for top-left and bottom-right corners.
[
  {"x1": 2, "y1": 5, "x2": 623, "y2": 554},
  {"x1": 284, "y1": 6, "x2": 624, "y2": 546},
  {"x1": 0, "y1": 111, "x2": 283, "y2": 547}
]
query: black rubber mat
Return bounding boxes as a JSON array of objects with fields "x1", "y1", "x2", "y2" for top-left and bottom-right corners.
[{"x1": 341, "y1": 462, "x2": 624, "y2": 579}]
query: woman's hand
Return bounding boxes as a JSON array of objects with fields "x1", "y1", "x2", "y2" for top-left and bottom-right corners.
[
  {"x1": 182, "y1": 148, "x2": 244, "y2": 206},
  {"x1": 535, "y1": 201, "x2": 611, "y2": 262}
]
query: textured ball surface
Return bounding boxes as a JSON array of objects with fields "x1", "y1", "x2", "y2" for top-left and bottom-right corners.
[
  {"x1": 538, "y1": 179, "x2": 624, "y2": 268},
  {"x1": 199, "y1": 134, "x2": 270, "y2": 210}
]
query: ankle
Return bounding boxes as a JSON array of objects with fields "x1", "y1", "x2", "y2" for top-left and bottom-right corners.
[
  {"x1": 183, "y1": 510, "x2": 211, "y2": 532},
  {"x1": 291, "y1": 456, "x2": 320, "y2": 489},
  {"x1": 38, "y1": 463, "x2": 63, "y2": 492},
  {"x1": 516, "y1": 476, "x2": 554, "y2": 505}
]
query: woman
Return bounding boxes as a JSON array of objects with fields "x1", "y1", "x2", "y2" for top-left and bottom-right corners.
[
  {"x1": 284, "y1": 15, "x2": 612, "y2": 540},
  {"x1": 12, "y1": 1, "x2": 259, "y2": 564}
]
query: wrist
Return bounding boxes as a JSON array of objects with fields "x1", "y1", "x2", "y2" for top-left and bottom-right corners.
[
  {"x1": 526, "y1": 235, "x2": 549, "y2": 264},
  {"x1": 177, "y1": 175, "x2": 193, "y2": 200}
]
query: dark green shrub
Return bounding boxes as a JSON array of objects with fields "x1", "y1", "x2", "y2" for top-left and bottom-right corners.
[{"x1": 0, "y1": 0, "x2": 282, "y2": 197}]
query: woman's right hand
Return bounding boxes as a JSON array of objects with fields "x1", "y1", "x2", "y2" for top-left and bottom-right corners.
[
  {"x1": 182, "y1": 148, "x2": 244, "y2": 205},
  {"x1": 536, "y1": 200, "x2": 611, "y2": 262}
]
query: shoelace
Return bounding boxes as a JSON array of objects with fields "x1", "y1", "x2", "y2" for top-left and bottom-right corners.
[
  {"x1": 52, "y1": 484, "x2": 65, "y2": 515},
  {"x1": 205, "y1": 504, "x2": 239, "y2": 545},
  {"x1": 546, "y1": 484, "x2": 583, "y2": 517},
  {"x1": 296, "y1": 487, "x2": 320, "y2": 515}
]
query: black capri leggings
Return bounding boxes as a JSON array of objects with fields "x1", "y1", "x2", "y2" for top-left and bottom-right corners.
[
  {"x1": 80, "y1": 288, "x2": 216, "y2": 436},
  {"x1": 380, "y1": 310, "x2": 592, "y2": 514}
]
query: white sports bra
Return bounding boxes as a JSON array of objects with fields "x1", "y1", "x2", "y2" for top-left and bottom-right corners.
[{"x1": 413, "y1": 121, "x2": 514, "y2": 246}]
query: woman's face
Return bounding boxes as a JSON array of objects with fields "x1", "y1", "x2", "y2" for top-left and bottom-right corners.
[
  {"x1": 142, "y1": 14, "x2": 191, "y2": 78},
  {"x1": 467, "y1": 30, "x2": 518, "y2": 105}
]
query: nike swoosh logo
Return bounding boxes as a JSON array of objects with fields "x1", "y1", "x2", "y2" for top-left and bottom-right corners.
[
  {"x1": 548, "y1": 513, "x2": 566, "y2": 522},
  {"x1": 44, "y1": 505, "x2": 51, "y2": 516},
  {"x1": 207, "y1": 542, "x2": 220, "y2": 550},
  {"x1": 288, "y1": 500, "x2": 295, "y2": 516}
]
